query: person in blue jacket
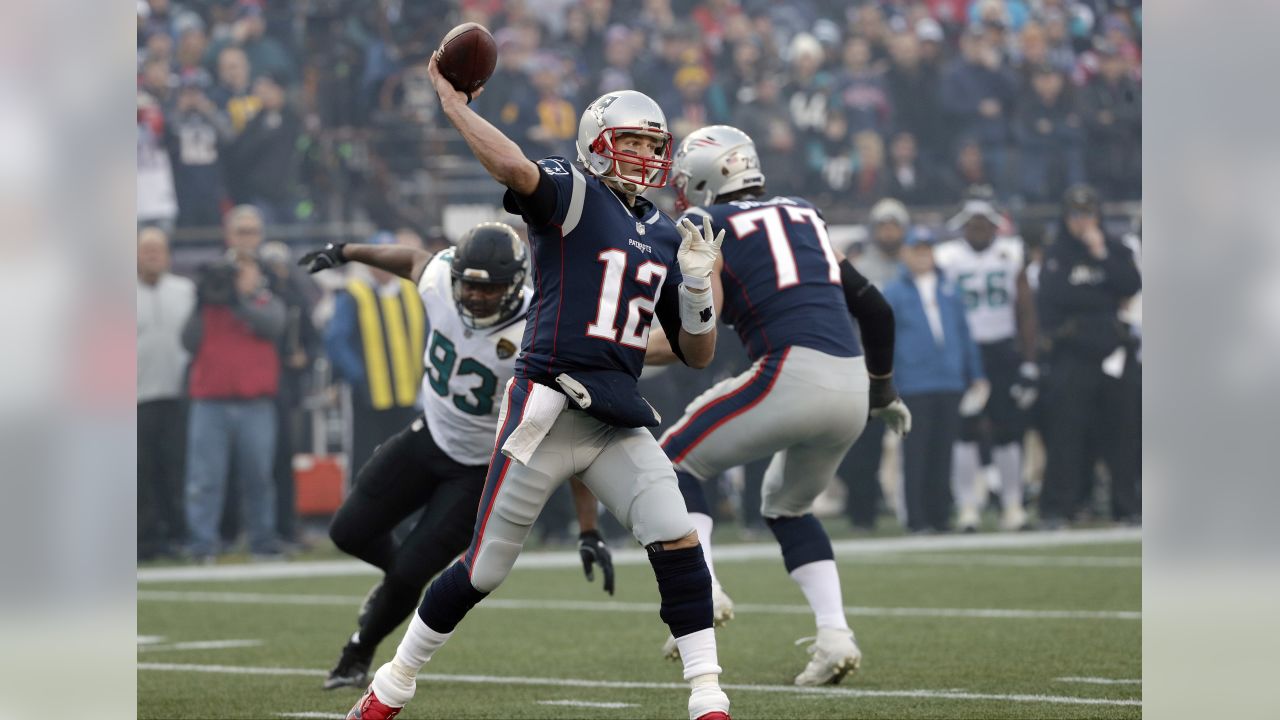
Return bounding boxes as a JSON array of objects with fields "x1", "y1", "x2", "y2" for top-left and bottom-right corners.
[{"x1": 882, "y1": 228, "x2": 989, "y2": 533}]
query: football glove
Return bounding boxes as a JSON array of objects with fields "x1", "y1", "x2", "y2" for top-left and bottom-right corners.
[
  {"x1": 869, "y1": 376, "x2": 912, "y2": 436},
  {"x1": 959, "y1": 379, "x2": 991, "y2": 417},
  {"x1": 676, "y1": 215, "x2": 724, "y2": 291},
  {"x1": 578, "y1": 529, "x2": 615, "y2": 596},
  {"x1": 1010, "y1": 362, "x2": 1040, "y2": 411},
  {"x1": 298, "y1": 242, "x2": 348, "y2": 273}
]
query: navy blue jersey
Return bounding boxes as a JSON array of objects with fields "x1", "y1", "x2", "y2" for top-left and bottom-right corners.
[
  {"x1": 504, "y1": 157, "x2": 685, "y2": 383},
  {"x1": 684, "y1": 195, "x2": 861, "y2": 362}
]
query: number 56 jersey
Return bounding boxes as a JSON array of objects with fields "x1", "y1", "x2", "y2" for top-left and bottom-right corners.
[
  {"x1": 417, "y1": 250, "x2": 531, "y2": 466},
  {"x1": 932, "y1": 236, "x2": 1024, "y2": 344}
]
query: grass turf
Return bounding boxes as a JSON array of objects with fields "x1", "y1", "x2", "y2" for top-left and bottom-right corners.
[{"x1": 138, "y1": 536, "x2": 1140, "y2": 719}]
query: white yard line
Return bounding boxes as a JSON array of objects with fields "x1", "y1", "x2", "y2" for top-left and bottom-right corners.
[
  {"x1": 138, "y1": 639, "x2": 263, "y2": 652},
  {"x1": 138, "y1": 662, "x2": 1141, "y2": 707},
  {"x1": 536, "y1": 700, "x2": 638, "y2": 709},
  {"x1": 137, "y1": 527, "x2": 1140, "y2": 583},
  {"x1": 276, "y1": 714, "x2": 346, "y2": 719},
  {"x1": 139, "y1": 589, "x2": 1139, "y2": 621},
  {"x1": 1056, "y1": 677, "x2": 1142, "y2": 685}
]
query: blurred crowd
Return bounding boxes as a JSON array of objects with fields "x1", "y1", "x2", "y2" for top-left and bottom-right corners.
[
  {"x1": 137, "y1": 0, "x2": 1141, "y2": 234},
  {"x1": 137, "y1": 0, "x2": 1142, "y2": 560}
]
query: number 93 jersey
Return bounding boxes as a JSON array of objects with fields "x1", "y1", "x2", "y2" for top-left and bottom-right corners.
[
  {"x1": 418, "y1": 250, "x2": 531, "y2": 466},
  {"x1": 932, "y1": 236, "x2": 1024, "y2": 344}
]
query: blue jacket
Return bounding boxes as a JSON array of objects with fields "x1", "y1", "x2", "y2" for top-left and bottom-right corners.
[{"x1": 882, "y1": 267, "x2": 985, "y2": 396}]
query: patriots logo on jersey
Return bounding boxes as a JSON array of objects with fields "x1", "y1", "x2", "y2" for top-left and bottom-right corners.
[{"x1": 496, "y1": 338, "x2": 517, "y2": 360}]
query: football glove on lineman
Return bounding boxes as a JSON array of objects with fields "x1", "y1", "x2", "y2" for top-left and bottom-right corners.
[
  {"x1": 1010, "y1": 362, "x2": 1040, "y2": 411},
  {"x1": 578, "y1": 529, "x2": 615, "y2": 596},
  {"x1": 676, "y1": 215, "x2": 724, "y2": 291},
  {"x1": 298, "y1": 242, "x2": 348, "y2": 273},
  {"x1": 869, "y1": 376, "x2": 913, "y2": 436}
]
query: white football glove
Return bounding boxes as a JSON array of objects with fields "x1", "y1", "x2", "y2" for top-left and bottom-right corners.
[
  {"x1": 676, "y1": 215, "x2": 725, "y2": 290},
  {"x1": 959, "y1": 379, "x2": 991, "y2": 417},
  {"x1": 870, "y1": 398, "x2": 913, "y2": 436}
]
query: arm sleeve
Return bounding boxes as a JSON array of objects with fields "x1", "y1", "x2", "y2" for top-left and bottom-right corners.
[
  {"x1": 652, "y1": 288, "x2": 689, "y2": 366},
  {"x1": 839, "y1": 258, "x2": 895, "y2": 377},
  {"x1": 501, "y1": 157, "x2": 585, "y2": 230}
]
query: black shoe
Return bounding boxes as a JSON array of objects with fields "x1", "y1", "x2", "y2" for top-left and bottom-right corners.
[
  {"x1": 323, "y1": 640, "x2": 375, "y2": 690},
  {"x1": 357, "y1": 580, "x2": 384, "y2": 628}
]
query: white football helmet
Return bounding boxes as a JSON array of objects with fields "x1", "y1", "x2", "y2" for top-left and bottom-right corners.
[
  {"x1": 576, "y1": 90, "x2": 673, "y2": 193},
  {"x1": 671, "y1": 125, "x2": 766, "y2": 212}
]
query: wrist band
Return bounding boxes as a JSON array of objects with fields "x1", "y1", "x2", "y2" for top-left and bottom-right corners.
[
  {"x1": 682, "y1": 273, "x2": 710, "y2": 291},
  {"x1": 679, "y1": 283, "x2": 715, "y2": 335}
]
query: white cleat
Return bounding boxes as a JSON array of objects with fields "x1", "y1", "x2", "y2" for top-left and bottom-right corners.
[
  {"x1": 957, "y1": 506, "x2": 982, "y2": 533},
  {"x1": 1001, "y1": 504, "x2": 1028, "y2": 531},
  {"x1": 662, "y1": 583, "x2": 735, "y2": 660},
  {"x1": 793, "y1": 627, "x2": 862, "y2": 686}
]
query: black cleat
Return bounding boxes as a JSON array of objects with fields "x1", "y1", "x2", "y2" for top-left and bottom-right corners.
[{"x1": 323, "y1": 640, "x2": 375, "y2": 690}]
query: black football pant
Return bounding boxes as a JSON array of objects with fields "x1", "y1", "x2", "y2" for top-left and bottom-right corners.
[
  {"x1": 138, "y1": 399, "x2": 188, "y2": 558},
  {"x1": 1040, "y1": 352, "x2": 1140, "y2": 522},
  {"x1": 328, "y1": 415, "x2": 486, "y2": 651},
  {"x1": 901, "y1": 392, "x2": 962, "y2": 532}
]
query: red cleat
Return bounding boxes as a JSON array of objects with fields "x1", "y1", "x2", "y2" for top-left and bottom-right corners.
[
  {"x1": 346, "y1": 685, "x2": 403, "y2": 720},
  {"x1": 696, "y1": 713, "x2": 732, "y2": 720}
]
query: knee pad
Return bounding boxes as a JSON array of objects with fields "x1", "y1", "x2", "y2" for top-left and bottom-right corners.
[
  {"x1": 630, "y1": 473, "x2": 694, "y2": 546},
  {"x1": 648, "y1": 544, "x2": 713, "y2": 638},
  {"x1": 676, "y1": 469, "x2": 711, "y2": 516},
  {"x1": 468, "y1": 537, "x2": 523, "y2": 593},
  {"x1": 765, "y1": 514, "x2": 834, "y2": 573},
  {"x1": 417, "y1": 561, "x2": 488, "y2": 634}
]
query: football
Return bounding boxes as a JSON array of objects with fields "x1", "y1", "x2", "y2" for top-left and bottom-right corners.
[{"x1": 436, "y1": 22, "x2": 498, "y2": 98}]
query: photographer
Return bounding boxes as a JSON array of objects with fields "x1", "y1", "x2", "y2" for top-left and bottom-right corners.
[{"x1": 181, "y1": 240, "x2": 286, "y2": 562}]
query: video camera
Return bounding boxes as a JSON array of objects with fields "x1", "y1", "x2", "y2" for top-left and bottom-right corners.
[{"x1": 196, "y1": 261, "x2": 239, "y2": 306}]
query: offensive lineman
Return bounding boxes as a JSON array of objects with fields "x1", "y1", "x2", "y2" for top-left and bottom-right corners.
[
  {"x1": 648, "y1": 126, "x2": 911, "y2": 686},
  {"x1": 933, "y1": 198, "x2": 1038, "y2": 531},
  {"x1": 299, "y1": 223, "x2": 615, "y2": 690},
  {"x1": 344, "y1": 55, "x2": 732, "y2": 720}
]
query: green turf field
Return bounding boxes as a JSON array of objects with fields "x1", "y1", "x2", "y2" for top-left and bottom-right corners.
[{"x1": 138, "y1": 528, "x2": 1141, "y2": 719}]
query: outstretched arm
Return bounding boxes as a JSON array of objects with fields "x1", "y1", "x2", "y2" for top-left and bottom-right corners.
[
  {"x1": 428, "y1": 53, "x2": 540, "y2": 195},
  {"x1": 298, "y1": 242, "x2": 433, "y2": 283}
]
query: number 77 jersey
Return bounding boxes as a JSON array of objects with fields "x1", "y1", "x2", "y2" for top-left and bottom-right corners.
[{"x1": 685, "y1": 195, "x2": 862, "y2": 362}]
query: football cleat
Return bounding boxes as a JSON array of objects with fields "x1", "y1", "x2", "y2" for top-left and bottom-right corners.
[
  {"x1": 324, "y1": 639, "x2": 376, "y2": 690},
  {"x1": 662, "y1": 583, "x2": 735, "y2": 660},
  {"x1": 794, "y1": 627, "x2": 862, "y2": 686},
  {"x1": 1000, "y1": 504, "x2": 1028, "y2": 532},
  {"x1": 696, "y1": 713, "x2": 732, "y2": 720},
  {"x1": 346, "y1": 685, "x2": 402, "y2": 720}
]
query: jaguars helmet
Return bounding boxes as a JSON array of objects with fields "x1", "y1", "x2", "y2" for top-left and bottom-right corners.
[
  {"x1": 450, "y1": 222, "x2": 529, "y2": 329},
  {"x1": 671, "y1": 125, "x2": 766, "y2": 212},
  {"x1": 576, "y1": 90, "x2": 673, "y2": 193}
]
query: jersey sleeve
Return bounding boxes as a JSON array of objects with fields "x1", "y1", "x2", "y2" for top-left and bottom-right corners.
[
  {"x1": 417, "y1": 250, "x2": 453, "y2": 307},
  {"x1": 501, "y1": 157, "x2": 588, "y2": 231}
]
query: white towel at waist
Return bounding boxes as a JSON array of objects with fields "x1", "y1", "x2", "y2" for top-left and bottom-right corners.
[{"x1": 500, "y1": 381, "x2": 568, "y2": 465}]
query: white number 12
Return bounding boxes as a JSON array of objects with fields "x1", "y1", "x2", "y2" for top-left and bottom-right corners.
[{"x1": 586, "y1": 249, "x2": 668, "y2": 349}]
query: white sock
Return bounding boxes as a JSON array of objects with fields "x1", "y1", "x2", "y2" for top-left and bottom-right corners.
[
  {"x1": 994, "y1": 443, "x2": 1024, "y2": 511},
  {"x1": 371, "y1": 614, "x2": 451, "y2": 706},
  {"x1": 950, "y1": 442, "x2": 981, "y2": 515},
  {"x1": 689, "y1": 512, "x2": 718, "y2": 585},
  {"x1": 789, "y1": 559, "x2": 850, "y2": 631},
  {"x1": 675, "y1": 627, "x2": 722, "y2": 682}
]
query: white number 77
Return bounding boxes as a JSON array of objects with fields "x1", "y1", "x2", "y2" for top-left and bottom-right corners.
[{"x1": 728, "y1": 206, "x2": 840, "y2": 289}]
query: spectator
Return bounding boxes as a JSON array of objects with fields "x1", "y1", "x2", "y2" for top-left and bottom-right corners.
[
  {"x1": 941, "y1": 136, "x2": 998, "y2": 202},
  {"x1": 323, "y1": 234, "x2": 425, "y2": 482},
  {"x1": 668, "y1": 63, "x2": 728, "y2": 141},
  {"x1": 1037, "y1": 185, "x2": 1141, "y2": 527},
  {"x1": 137, "y1": 227, "x2": 196, "y2": 560},
  {"x1": 260, "y1": 241, "x2": 321, "y2": 550},
  {"x1": 835, "y1": 35, "x2": 891, "y2": 137},
  {"x1": 732, "y1": 74, "x2": 803, "y2": 189},
  {"x1": 183, "y1": 215, "x2": 287, "y2": 562},
  {"x1": 637, "y1": 26, "x2": 699, "y2": 109},
  {"x1": 914, "y1": 17, "x2": 948, "y2": 73},
  {"x1": 223, "y1": 72, "x2": 300, "y2": 223},
  {"x1": 810, "y1": 110, "x2": 852, "y2": 201},
  {"x1": 940, "y1": 29, "x2": 1016, "y2": 195},
  {"x1": 724, "y1": 39, "x2": 768, "y2": 102},
  {"x1": 782, "y1": 33, "x2": 835, "y2": 151},
  {"x1": 204, "y1": 2, "x2": 296, "y2": 86},
  {"x1": 1014, "y1": 64, "x2": 1084, "y2": 202},
  {"x1": 1039, "y1": 8, "x2": 1078, "y2": 73},
  {"x1": 164, "y1": 69, "x2": 231, "y2": 229},
  {"x1": 210, "y1": 46, "x2": 261, "y2": 132},
  {"x1": 139, "y1": 57, "x2": 175, "y2": 107},
  {"x1": 886, "y1": 130, "x2": 945, "y2": 205},
  {"x1": 524, "y1": 54, "x2": 579, "y2": 159},
  {"x1": 174, "y1": 23, "x2": 209, "y2": 77},
  {"x1": 1080, "y1": 42, "x2": 1141, "y2": 200},
  {"x1": 838, "y1": 198, "x2": 911, "y2": 530},
  {"x1": 850, "y1": 129, "x2": 890, "y2": 207},
  {"x1": 137, "y1": 91, "x2": 177, "y2": 231},
  {"x1": 882, "y1": 228, "x2": 987, "y2": 533},
  {"x1": 969, "y1": 0, "x2": 1032, "y2": 35},
  {"x1": 884, "y1": 31, "x2": 945, "y2": 162},
  {"x1": 592, "y1": 25, "x2": 640, "y2": 96}
]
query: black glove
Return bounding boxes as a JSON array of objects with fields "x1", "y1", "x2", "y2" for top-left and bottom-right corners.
[
  {"x1": 578, "y1": 529, "x2": 614, "y2": 596},
  {"x1": 297, "y1": 242, "x2": 348, "y2": 273},
  {"x1": 869, "y1": 375, "x2": 899, "y2": 411}
]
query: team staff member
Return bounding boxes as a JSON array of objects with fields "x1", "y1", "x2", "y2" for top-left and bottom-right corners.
[
  {"x1": 1037, "y1": 184, "x2": 1141, "y2": 526},
  {"x1": 324, "y1": 233, "x2": 426, "y2": 479}
]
